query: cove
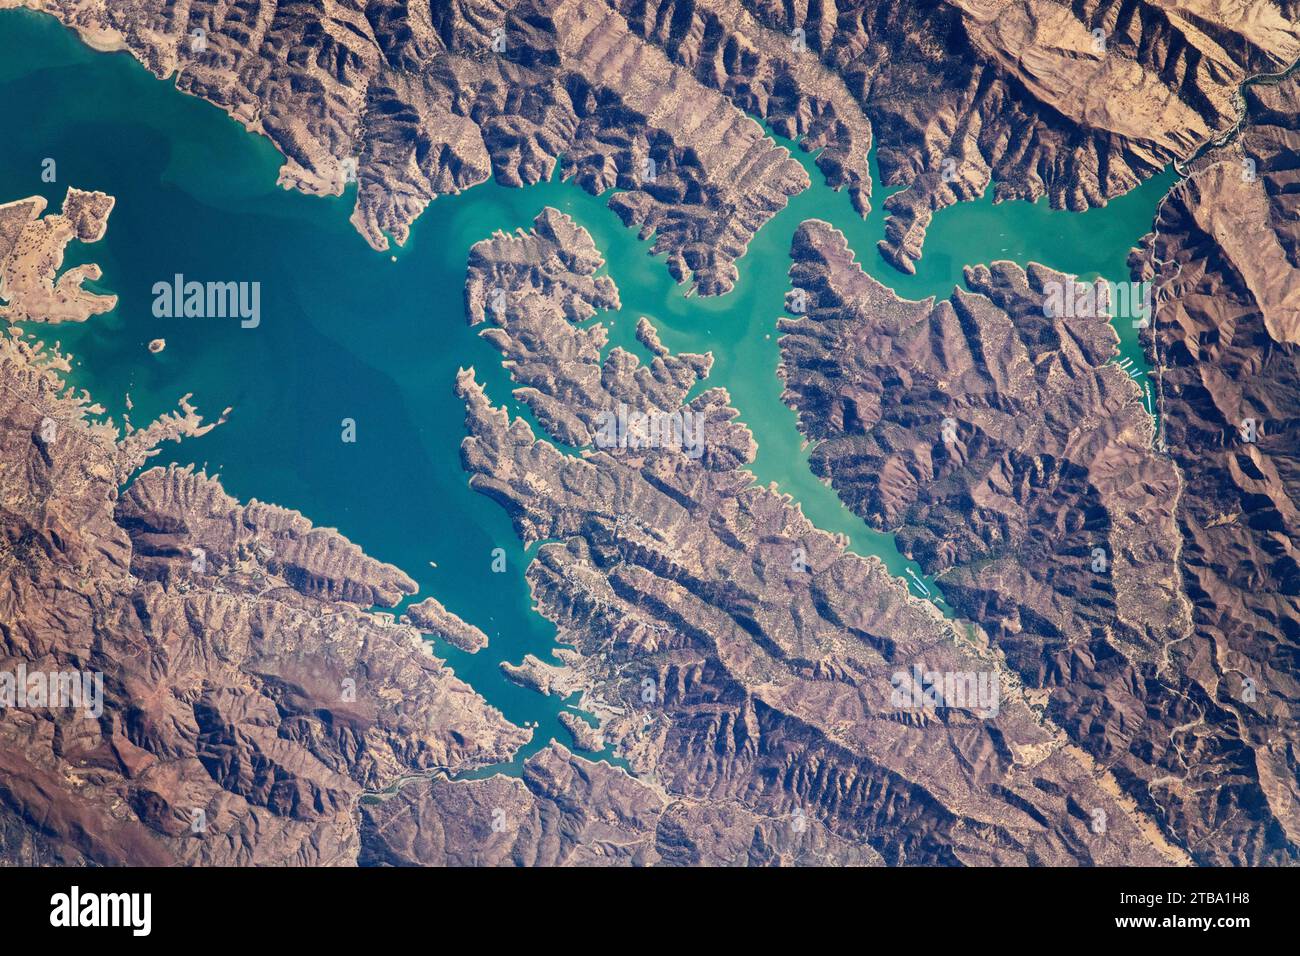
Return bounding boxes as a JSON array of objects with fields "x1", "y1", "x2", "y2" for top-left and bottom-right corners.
[{"x1": 0, "y1": 8, "x2": 1174, "y2": 772}]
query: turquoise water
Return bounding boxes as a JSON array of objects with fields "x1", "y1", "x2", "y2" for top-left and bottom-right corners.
[{"x1": 0, "y1": 8, "x2": 1174, "y2": 771}]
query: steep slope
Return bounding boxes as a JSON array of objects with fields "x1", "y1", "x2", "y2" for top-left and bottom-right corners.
[
  {"x1": 16, "y1": 0, "x2": 1299, "y2": 279},
  {"x1": 777, "y1": 67, "x2": 1300, "y2": 860},
  {"x1": 0, "y1": 192, "x2": 527, "y2": 864},
  {"x1": 445, "y1": 207, "x2": 1188, "y2": 865}
]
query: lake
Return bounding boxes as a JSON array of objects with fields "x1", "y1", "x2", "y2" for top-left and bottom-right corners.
[{"x1": 0, "y1": 7, "x2": 1175, "y2": 772}]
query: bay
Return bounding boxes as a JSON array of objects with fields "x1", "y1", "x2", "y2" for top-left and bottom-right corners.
[{"x1": 0, "y1": 7, "x2": 1174, "y2": 771}]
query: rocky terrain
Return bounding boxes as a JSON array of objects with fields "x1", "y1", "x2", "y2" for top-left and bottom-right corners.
[
  {"x1": 4, "y1": 0, "x2": 1298, "y2": 869},
  {"x1": 7, "y1": 0, "x2": 814, "y2": 295},
  {"x1": 0, "y1": 187, "x2": 116, "y2": 324},
  {"x1": 776, "y1": 68, "x2": 1300, "y2": 863},
  {"x1": 1134, "y1": 70, "x2": 1300, "y2": 861},
  {"x1": 435, "y1": 206, "x2": 1190, "y2": 865},
  {"x1": 501, "y1": 651, "x2": 583, "y2": 698},
  {"x1": 15, "y1": 0, "x2": 1299, "y2": 283},
  {"x1": 0, "y1": 191, "x2": 531, "y2": 864},
  {"x1": 615, "y1": 0, "x2": 1300, "y2": 270},
  {"x1": 402, "y1": 596, "x2": 489, "y2": 652},
  {"x1": 0, "y1": 185, "x2": 955, "y2": 868},
  {"x1": 360, "y1": 741, "x2": 882, "y2": 866},
  {"x1": 856, "y1": 0, "x2": 1300, "y2": 272}
]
